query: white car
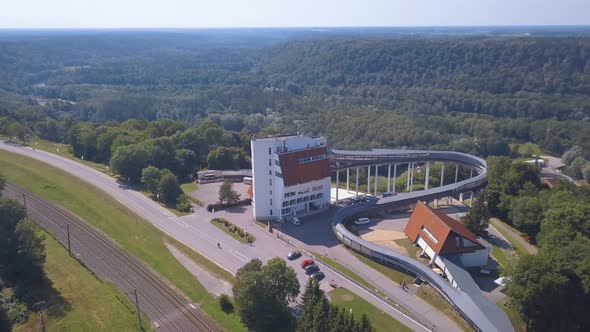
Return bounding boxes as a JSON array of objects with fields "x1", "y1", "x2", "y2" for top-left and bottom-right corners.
[
  {"x1": 291, "y1": 216, "x2": 301, "y2": 226},
  {"x1": 354, "y1": 217, "x2": 370, "y2": 225}
]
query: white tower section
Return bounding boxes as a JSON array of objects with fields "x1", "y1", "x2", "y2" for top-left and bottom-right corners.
[{"x1": 251, "y1": 135, "x2": 331, "y2": 221}]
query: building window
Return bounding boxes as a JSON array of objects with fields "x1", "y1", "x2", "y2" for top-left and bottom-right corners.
[
  {"x1": 270, "y1": 190, "x2": 272, "y2": 195},
  {"x1": 310, "y1": 194, "x2": 317, "y2": 200},
  {"x1": 270, "y1": 210, "x2": 273, "y2": 215},
  {"x1": 289, "y1": 199, "x2": 296, "y2": 206},
  {"x1": 317, "y1": 193, "x2": 323, "y2": 199},
  {"x1": 275, "y1": 159, "x2": 280, "y2": 166},
  {"x1": 269, "y1": 147, "x2": 272, "y2": 155},
  {"x1": 282, "y1": 201, "x2": 288, "y2": 207},
  {"x1": 421, "y1": 226, "x2": 439, "y2": 244},
  {"x1": 270, "y1": 198, "x2": 272, "y2": 206},
  {"x1": 297, "y1": 198, "x2": 303, "y2": 204},
  {"x1": 269, "y1": 159, "x2": 272, "y2": 166},
  {"x1": 269, "y1": 170, "x2": 272, "y2": 175}
]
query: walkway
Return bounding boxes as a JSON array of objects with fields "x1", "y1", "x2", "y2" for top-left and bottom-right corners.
[{"x1": 490, "y1": 219, "x2": 538, "y2": 255}]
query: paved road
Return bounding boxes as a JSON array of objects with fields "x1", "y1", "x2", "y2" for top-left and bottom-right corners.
[
  {"x1": 4, "y1": 183, "x2": 218, "y2": 332},
  {"x1": 0, "y1": 142, "x2": 435, "y2": 332}
]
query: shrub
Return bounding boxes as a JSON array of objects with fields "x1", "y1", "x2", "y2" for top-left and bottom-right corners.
[
  {"x1": 218, "y1": 293, "x2": 233, "y2": 313},
  {"x1": 175, "y1": 194, "x2": 192, "y2": 212}
]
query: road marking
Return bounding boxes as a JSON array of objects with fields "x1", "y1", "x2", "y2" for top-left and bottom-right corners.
[{"x1": 229, "y1": 250, "x2": 248, "y2": 262}]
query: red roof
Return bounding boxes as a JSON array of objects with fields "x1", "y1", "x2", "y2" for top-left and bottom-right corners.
[
  {"x1": 543, "y1": 178, "x2": 558, "y2": 189},
  {"x1": 278, "y1": 146, "x2": 330, "y2": 187},
  {"x1": 405, "y1": 201, "x2": 484, "y2": 255}
]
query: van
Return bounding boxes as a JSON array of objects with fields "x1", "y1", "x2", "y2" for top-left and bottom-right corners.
[{"x1": 354, "y1": 217, "x2": 370, "y2": 225}]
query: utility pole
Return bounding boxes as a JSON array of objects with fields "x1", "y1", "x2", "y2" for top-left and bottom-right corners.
[
  {"x1": 66, "y1": 224, "x2": 72, "y2": 256},
  {"x1": 22, "y1": 193, "x2": 27, "y2": 215},
  {"x1": 32, "y1": 301, "x2": 46, "y2": 332},
  {"x1": 134, "y1": 289, "x2": 143, "y2": 331}
]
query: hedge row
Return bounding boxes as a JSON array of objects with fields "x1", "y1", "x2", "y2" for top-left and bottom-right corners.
[{"x1": 207, "y1": 198, "x2": 252, "y2": 212}]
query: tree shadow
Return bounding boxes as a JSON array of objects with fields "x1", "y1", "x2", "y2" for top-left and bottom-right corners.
[{"x1": 14, "y1": 271, "x2": 71, "y2": 319}]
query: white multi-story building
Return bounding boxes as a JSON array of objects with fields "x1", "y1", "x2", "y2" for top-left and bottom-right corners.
[{"x1": 251, "y1": 134, "x2": 331, "y2": 221}]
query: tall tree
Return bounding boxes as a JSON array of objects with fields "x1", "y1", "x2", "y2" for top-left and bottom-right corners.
[
  {"x1": 218, "y1": 181, "x2": 241, "y2": 204},
  {"x1": 461, "y1": 192, "x2": 490, "y2": 236},
  {"x1": 158, "y1": 170, "x2": 182, "y2": 205},
  {"x1": 233, "y1": 258, "x2": 299, "y2": 331},
  {"x1": 141, "y1": 166, "x2": 161, "y2": 195}
]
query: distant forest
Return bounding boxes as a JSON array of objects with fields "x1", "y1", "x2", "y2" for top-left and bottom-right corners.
[{"x1": 0, "y1": 29, "x2": 589, "y2": 162}]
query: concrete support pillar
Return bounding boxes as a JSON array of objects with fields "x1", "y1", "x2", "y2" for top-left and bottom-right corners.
[
  {"x1": 406, "y1": 163, "x2": 411, "y2": 191},
  {"x1": 335, "y1": 169, "x2": 339, "y2": 203},
  {"x1": 392, "y1": 164, "x2": 397, "y2": 194},
  {"x1": 455, "y1": 164, "x2": 459, "y2": 183},
  {"x1": 374, "y1": 165, "x2": 378, "y2": 196},
  {"x1": 459, "y1": 192, "x2": 464, "y2": 203},
  {"x1": 387, "y1": 164, "x2": 391, "y2": 193},
  {"x1": 409, "y1": 163, "x2": 414, "y2": 192},
  {"x1": 429, "y1": 253, "x2": 438, "y2": 266},
  {"x1": 470, "y1": 168, "x2": 474, "y2": 179},
  {"x1": 440, "y1": 163, "x2": 445, "y2": 187},
  {"x1": 346, "y1": 168, "x2": 350, "y2": 192},
  {"x1": 434, "y1": 199, "x2": 438, "y2": 208},
  {"x1": 355, "y1": 167, "x2": 359, "y2": 197},
  {"x1": 425, "y1": 162, "x2": 430, "y2": 190},
  {"x1": 470, "y1": 191, "x2": 474, "y2": 207},
  {"x1": 367, "y1": 166, "x2": 371, "y2": 195}
]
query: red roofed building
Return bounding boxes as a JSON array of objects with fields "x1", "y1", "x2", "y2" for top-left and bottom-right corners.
[
  {"x1": 405, "y1": 201, "x2": 490, "y2": 267},
  {"x1": 251, "y1": 135, "x2": 331, "y2": 220}
]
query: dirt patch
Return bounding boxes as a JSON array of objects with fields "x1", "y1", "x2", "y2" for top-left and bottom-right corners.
[
  {"x1": 359, "y1": 229, "x2": 409, "y2": 254},
  {"x1": 340, "y1": 294, "x2": 354, "y2": 302}
]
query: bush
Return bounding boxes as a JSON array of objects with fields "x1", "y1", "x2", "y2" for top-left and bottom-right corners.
[
  {"x1": 218, "y1": 293, "x2": 233, "y2": 313},
  {"x1": 175, "y1": 194, "x2": 192, "y2": 212},
  {"x1": 207, "y1": 198, "x2": 252, "y2": 212}
]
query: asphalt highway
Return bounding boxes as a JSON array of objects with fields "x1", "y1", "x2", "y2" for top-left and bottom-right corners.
[
  {"x1": 3, "y1": 183, "x2": 219, "y2": 332},
  {"x1": 0, "y1": 141, "x2": 457, "y2": 331}
]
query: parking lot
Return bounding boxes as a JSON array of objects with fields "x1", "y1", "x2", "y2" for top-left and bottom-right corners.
[{"x1": 189, "y1": 181, "x2": 251, "y2": 207}]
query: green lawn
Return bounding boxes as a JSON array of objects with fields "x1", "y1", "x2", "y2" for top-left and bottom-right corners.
[
  {"x1": 415, "y1": 286, "x2": 472, "y2": 332},
  {"x1": 31, "y1": 139, "x2": 113, "y2": 175},
  {"x1": 347, "y1": 249, "x2": 414, "y2": 284},
  {"x1": 0, "y1": 150, "x2": 246, "y2": 331},
  {"x1": 328, "y1": 287, "x2": 411, "y2": 332},
  {"x1": 393, "y1": 238, "x2": 422, "y2": 260},
  {"x1": 15, "y1": 229, "x2": 150, "y2": 332},
  {"x1": 498, "y1": 298, "x2": 527, "y2": 332},
  {"x1": 181, "y1": 181, "x2": 198, "y2": 194},
  {"x1": 311, "y1": 251, "x2": 374, "y2": 290},
  {"x1": 490, "y1": 219, "x2": 532, "y2": 257}
]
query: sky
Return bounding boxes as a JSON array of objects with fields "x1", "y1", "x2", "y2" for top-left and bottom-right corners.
[{"x1": 0, "y1": 0, "x2": 589, "y2": 29}]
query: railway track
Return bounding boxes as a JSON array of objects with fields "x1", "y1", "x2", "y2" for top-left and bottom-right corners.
[{"x1": 4, "y1": 183, "x2": 219, "y2": 332}]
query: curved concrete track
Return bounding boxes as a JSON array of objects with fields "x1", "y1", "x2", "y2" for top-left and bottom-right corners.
[
  {"x1": 4, "y1": 183, "x2": 218, "y2": 332},
  {"x1": 330, "y1": 149, "x2": 514, "y2": 332}
]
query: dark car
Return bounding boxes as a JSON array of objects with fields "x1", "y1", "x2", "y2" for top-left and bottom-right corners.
[
  {"x1": 311, "y1": 271, "x2": 325, "y2": 281},
  {"x1": 304, "y1": 264, "x2": 319, "y2": 275},
  {"x1": 287, "y1": 251, "x2": 302, "y2": 260}
]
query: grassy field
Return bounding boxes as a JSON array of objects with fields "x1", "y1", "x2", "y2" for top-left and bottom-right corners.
[
  {"x1": 31, "y1": 139, "x2": 113, "y2": 175},
  {"x1": 498, "y1": 298, "x2": 527, "y2": 332},
  {"x1": 181, "y1": 181, "x2": 198, "y2": 193},
  {"x1": 415, "y1": 286, "x2": 472, "y2": 332},
  {"x1": 509, "y1": 142, "x2": 545, "y2": 157},
  {"x1": 394, "y1": 238, "x2": 422, "y2": 260},
  {"x1": 329, "y1": 287, "x2": 411, "y2": 332},
  {"x1": 490, "y1": 219, "x2": 532, "y2": 257},
  {"x1": 348, "y1": 250, "x2": 415, "y2": 284},
  {"x1": 311, "y1": 251, "x2": 374, "y2": 290},
  {"x1": 15, "y1": 228, "x2": 149, "y2": 332},
  {"x1": 0, "y1": 150, "x2": 246, "y2": 331}
]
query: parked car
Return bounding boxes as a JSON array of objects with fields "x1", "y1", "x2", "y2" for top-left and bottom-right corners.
[
  {"x1": 354, "y1": 217, "x2": 370, "y2": 225},
  {"x1": 311, "y1": 271, "x2": 325, "y2": 281},
  {"x1": 301, "y1": 259, "x2": 315, "y2": 268},
  {"x1": 304, "y1": 264, "x2": 319, "y2": 275},
  {"x1": 291, "y1": 216, "x2": 301, "y2": 226},
  {"x1": 287, "y1": 251, "x2": 302, "y2": 260}
]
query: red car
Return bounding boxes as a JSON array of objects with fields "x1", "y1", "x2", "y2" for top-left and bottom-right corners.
[{"x1": 301, "y1": 259, "x2": 315, "y2": 268}]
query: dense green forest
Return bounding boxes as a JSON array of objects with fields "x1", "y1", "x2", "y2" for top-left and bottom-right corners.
[
  {"x1": 474, "y1": 159, "x2": 590, "y2": 331},
  {"x1": 0, "y1": 174, "x2": 48, "y2": 331},
  {"x1": 0, "y1": 30, "x2": 589, "y2": 164}
]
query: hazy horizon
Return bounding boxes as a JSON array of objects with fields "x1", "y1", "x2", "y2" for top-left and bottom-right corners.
[{"x1": 1, "y1": 0, "x2": 589, "y2": 29}]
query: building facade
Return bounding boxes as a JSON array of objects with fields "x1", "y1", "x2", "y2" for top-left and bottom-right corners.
[
  {"x1": 251, "y1": 135, "x2": 331, "y2": 220},
  {"x1": 405, "y1": 201, "x2": 490, "y2": 268}
]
